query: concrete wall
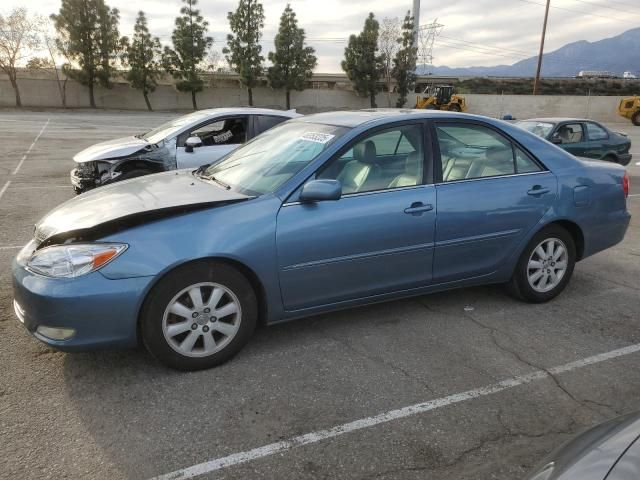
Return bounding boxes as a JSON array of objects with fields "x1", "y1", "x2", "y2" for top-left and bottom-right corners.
[
  {"x1": 0, "y1": 71, "x2": 627, "y2": 122},
  {"x1": 0, "y1": 74, "x2": 397, "y2": 113},
  {"x1": 465, "y1": 94, "x2": 625, "y2": 123}
]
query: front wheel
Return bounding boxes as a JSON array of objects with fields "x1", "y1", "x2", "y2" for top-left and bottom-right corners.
[
  {"x1": 507, "y1": 226, "x2": 576, "y2": 303},
  {"x1": 632, "y1": 110, "x2": 640, "y2": 126},
  {"x1": 141, "y1": 261, "x2": 257, "y2": 371}
]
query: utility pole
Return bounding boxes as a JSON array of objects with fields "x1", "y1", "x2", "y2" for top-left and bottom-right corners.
[
  {"x1": 533, "y1": 0, "x2": 551, "y2": 95},
  {"x1": 412, "y1": 0, "x2": 420, "y2": 46}
]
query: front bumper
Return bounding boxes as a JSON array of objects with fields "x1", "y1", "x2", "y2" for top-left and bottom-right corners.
[{"x1": 12, "y1": 259, "x2": 155, "y2": 352}]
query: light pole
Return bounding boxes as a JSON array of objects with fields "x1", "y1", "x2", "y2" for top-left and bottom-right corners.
[
  {"x1": 533, "y1": 0, "x2": 551, "y2": 95},
  {"x1": 413, "y1": 0, "x2": 420, "y2": 45}
]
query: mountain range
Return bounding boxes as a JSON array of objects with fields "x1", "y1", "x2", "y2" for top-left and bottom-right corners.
[{"x1": 421, "y1": 27, "x2": 640, "y2": 77}]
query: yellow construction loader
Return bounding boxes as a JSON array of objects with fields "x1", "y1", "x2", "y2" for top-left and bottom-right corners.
[
  {"x1": 618, "y1": 96, "x2": 640, "y2": 126},
  {"x1": 415, "y1": 85, "x2": 467, "y2": 112}
]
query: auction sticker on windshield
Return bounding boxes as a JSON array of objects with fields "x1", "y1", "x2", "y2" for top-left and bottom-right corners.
[{"x1": 300, "y1": 132, "x2": 335, "y2": 144}]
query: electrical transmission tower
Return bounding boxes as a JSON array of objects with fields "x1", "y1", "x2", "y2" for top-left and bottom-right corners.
[{"x1": 417, "y1": 19, "x2": 444, "y2": 67}]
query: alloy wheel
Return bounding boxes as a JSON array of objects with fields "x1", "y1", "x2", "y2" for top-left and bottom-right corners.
[
  {"x1": 162, "y1": 282, "x2": 242, "y2": 358},
  {"x1": 527, "y1": 238, "x2": 568, "y2": 293}
]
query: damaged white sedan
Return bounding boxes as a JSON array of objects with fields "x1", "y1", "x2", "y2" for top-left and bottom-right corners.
[{"x1": 70, "y1": 108, "x2": 300, "y2": 193}]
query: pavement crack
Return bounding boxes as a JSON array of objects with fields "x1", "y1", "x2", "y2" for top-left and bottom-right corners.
[
  {"x1": 461, "y1": 311, "x2": 614, "y2": 419},
  {"x1": 323, "y1": 331, "x2": 436, "y2": 395}
]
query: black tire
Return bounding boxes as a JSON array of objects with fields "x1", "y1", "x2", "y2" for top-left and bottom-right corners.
[
  {"x1": 603, "y1": 154, "x2": 618, "y2": 164},
  {"x1": 425, "y1": 104, "x2": 438, "y2": 110},
  {"x1": 118, "y1": 169, "x2": 152, "y2": 181},
  {"x1": 448, "y1": 103, "x2": 462, "y2": 112},
  {"x1": 507, "y1": 225, "x2": 576, "y2": 303},
  {"x1": 141, "y1": 261, "x2": 257, "y2": 371},
  {"x1": 632, "y1": 110, "x2": 640, "y2": 126}
]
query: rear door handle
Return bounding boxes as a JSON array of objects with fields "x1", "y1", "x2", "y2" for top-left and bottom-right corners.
[
  {"x1": 527, "y1": 186, "x2": 551, "y2": 196},
  {"x1": 404, "y1": 202, "x2": 434, "y2": 215}
]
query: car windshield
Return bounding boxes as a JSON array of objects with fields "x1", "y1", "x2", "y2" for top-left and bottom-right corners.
[
  {"x1": 515, "y1": 121, "x2": 555, "y2": 138},
  {"x1": 141, "y1": 112, "x2": 211, "y2": 144},
  {"x1": 204, "y1": 122, "x2": 349, "y2": 196}
]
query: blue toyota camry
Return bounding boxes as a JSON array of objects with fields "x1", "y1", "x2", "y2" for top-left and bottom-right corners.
[{"x1": 13, "y1": 110, "x2": 631, "y2": 370}]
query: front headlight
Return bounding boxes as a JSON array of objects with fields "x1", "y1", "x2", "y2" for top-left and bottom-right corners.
[{"x1": 26, "y1": 243, "x2": 127, "y2": 278}]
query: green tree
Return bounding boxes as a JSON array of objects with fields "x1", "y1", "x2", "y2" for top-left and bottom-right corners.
[
  {"x1": 342, "y1": 13, "x2": 382, "y2": 108},
  {"x1": 267, "y1": 5, "x2": 317, "y2": 110},
  {"x1": 0, "y1": 8, "x2": 41, "y2": 107},
  {"x1": 224, "y1": 0, "x2": 265, "y2": 106},
  {"x1": 392, "y1": 12, "x2": 417, "y2": 108},
  {"x1": 121, "y1": 11, "x2": 162, "y2": 111},
  {"x1": 51, "y1": 0, "x2": 121, "y2": 108},
  {"x1": 26, "y1": 57, "x2": 54, "y2": 70},
  {"x1": 162, "y1": 0, "x2": 213, "y2": 110}
]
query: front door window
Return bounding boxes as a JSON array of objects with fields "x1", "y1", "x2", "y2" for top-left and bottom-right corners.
[
  {"x1": 189, "y1": 117, "x2": 248, "y2": 146},
  {"x1": 317, "y1": 124, "x2": 424, "y2": 194}
]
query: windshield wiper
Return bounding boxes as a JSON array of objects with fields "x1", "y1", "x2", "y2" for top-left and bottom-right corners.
[
  {"x1": 194, "y1": 164, "x2": 211, "y2": 175},
  {"x1": 194, "y1": 168, "x2": 231, "y2": 190}
]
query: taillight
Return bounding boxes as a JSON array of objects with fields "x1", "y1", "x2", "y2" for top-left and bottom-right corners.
[{"x1": 623, "y1": 171, "x2": 629, "y2": 198}]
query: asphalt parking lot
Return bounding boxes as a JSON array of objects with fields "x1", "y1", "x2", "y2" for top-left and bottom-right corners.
[{"x1": 0, "y1": 110, "x2": 639, "y2": 480}]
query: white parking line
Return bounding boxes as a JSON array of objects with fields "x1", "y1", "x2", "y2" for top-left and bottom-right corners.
[
  {"x1": 150, "y1": 343, "x2": 640, "y2": 480},
  {"x1": 10, "y1": 185, "x2": 69, "y2": 190},
  {"x1": 12, "y1": 119, "x2": 50, "y2": 175},
  {"x1": 629, "y1": 194, "x2": 640, "y2": 197},
  {"x1": 0, "y1": 180, "x2": 11, "y2": 201},
  {"x1": 0, "y1": 245, "x2": 22, "y2": 250}
]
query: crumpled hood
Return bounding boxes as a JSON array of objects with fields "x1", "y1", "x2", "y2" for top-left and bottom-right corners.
[
  {"x1": 73, "y1": 136, "x2": 152, "y2": 163},
  {"x1": 35, "y1": 170, "x2": 249, "y2": 244}
]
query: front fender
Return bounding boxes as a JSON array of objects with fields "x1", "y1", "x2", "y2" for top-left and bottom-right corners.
[{"x1": 97, "y1": 195, "x2": 286, "y2": 323}]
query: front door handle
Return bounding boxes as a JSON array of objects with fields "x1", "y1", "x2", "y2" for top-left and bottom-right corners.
[
  {"x1": 527, "y1": 186, "x2": 551, "y2": 196},
  {"x1": 404, "y1": 202, "x2": 434, "y2": 215}
]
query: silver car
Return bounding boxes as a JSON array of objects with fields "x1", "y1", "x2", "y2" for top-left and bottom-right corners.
[{"x1": 70, "y1": 107, "x2": 300, "y2": 193}]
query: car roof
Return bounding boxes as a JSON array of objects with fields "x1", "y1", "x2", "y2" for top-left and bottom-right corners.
[
  {"x1": 521, "y1": 117, "x2": 598, "y2": 124},
  {"x1": 196, "y1": 107, "x2": 301, "y2": 118},
  {"x1": 294, "y1": 109, "x2": 495, "y2": 128}
]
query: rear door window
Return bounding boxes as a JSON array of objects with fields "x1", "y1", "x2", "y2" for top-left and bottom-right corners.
[
  {"x1": 435, "y1": 123, "x2": 541, "y2": 182},
  {"x1": 585, "y1": 122, "x2": 609, "y2": 141},
  {"x1": 254, "y1": 115, "x2": 289, "y2": 136}
]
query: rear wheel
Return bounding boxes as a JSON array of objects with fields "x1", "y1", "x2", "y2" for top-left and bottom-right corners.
[
  {"x1": 632, "y1": 110, "x2": 640, "y2": 126},
  {"x1": 603, "y1": 154, "x2": 618, "y2": 164},
  {"x1": 141, "y1": 261, "x2": 257, "y2": 371},
  {"x1": 508, "y1": 225, "x2": 576, "y2": 303}
]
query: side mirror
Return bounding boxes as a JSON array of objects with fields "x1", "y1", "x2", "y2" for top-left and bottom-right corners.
[
  {"x1": 551, "y1": 134, "x2": 562, "y2": 145},
  {"x1": 299, "y1": 179, "x2": 342, "y2": 203},
  {"x1": 185, "y1": 136, "x2": 203, "y2": 153}
]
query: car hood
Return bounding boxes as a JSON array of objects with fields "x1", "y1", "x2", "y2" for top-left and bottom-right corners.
[
  {"x1": 35, "y1": 170, "x2": 250, "y2": 245},
  {"x1": 73, "y1": 136, "x2": 153, "y2": 163}
]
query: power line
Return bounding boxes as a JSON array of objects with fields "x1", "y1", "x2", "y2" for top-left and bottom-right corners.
[
  {"x1": 568, "y1": 0, "x2": 640, "y2": 14},
  {"x1": 438, "y1": 35, "x2": 532, "y2": 56},
  {"x1": 514, "y1": 0, "x2": 637, "y2": 24}
]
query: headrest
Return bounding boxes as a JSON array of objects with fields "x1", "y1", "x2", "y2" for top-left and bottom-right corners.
[
  {"x1": 353, "y1": 140, "x2": 377, "y2": 164},
  {"x1": 406, "y1": 151, "x2": 420, "y2": 170}
]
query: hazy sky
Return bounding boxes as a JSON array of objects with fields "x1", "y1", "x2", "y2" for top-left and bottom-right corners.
[{"x1": 14, "y1": 0, "x2": 640, "y2": 72}]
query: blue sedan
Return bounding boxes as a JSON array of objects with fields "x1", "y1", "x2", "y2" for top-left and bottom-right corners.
[{"x1": 13, "y1": 110, "x2": 631, "y2": 370}]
